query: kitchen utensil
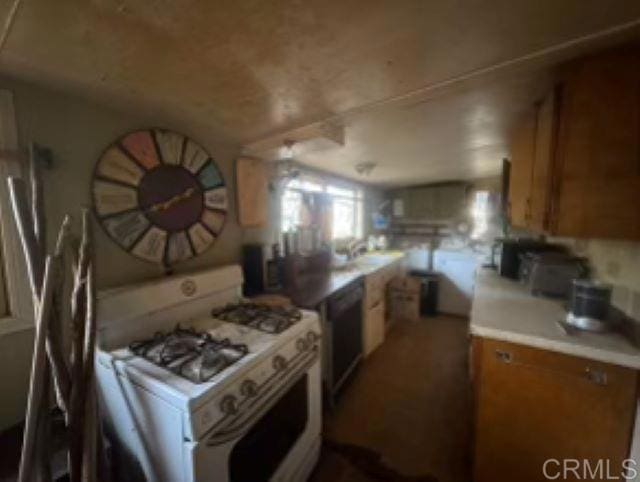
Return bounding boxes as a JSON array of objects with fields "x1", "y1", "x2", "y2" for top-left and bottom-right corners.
[{"x1": 566, "y1": 279, "x2": 612, "y2": 332}]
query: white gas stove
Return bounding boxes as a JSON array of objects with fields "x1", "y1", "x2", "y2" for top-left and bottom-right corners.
[{"x1": 95, "y1": 265, "x2": 322, "y2": 482}]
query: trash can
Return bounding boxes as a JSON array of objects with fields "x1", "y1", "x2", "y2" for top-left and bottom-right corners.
[{"x1": 409, "y1": 269, "x2": 439, "y2": 316}]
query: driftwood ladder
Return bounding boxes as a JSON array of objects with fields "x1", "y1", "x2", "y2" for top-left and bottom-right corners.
[{"x1": 9, "y1": 143, "x2": 99, "y2": 482}]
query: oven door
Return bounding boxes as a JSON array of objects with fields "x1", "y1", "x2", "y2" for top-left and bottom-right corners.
[{"x1": 185, "y1": 359, "x2": 321, "y2": 482}]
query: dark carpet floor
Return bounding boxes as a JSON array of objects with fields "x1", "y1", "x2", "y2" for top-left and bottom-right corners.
[{"x1": 310, "y1": 316, "x2": 472, "y2": 482}]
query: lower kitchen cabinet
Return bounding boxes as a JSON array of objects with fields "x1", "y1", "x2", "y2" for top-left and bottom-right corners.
[
  {"x1": 473, "y1": 337, "x2": 638, "y2": 482},
  {"x1": 363, "y1": 299, "x2": 385, "y2": 357},
  {"x1": 362, "y1": 258, "x2": 406, "y2": 357}
]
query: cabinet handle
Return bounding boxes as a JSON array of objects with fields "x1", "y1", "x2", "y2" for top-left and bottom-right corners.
[
  {"x1": 495, "y1": 350, "x2": 513, "y2": 364},
  {"x1": 585, "y1": 367, "x2": 608, "y2": 386}
]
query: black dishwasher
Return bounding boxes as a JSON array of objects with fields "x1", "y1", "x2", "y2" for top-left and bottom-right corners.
[{"x1": 326, "y1": 280, "x2": 363, "y2": 405}]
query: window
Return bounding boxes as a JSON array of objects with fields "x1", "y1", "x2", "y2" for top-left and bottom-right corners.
[
  {"x1": 281, "y1": 188, "x2": 302, "y2": 233},
  {"x1": 0, "y1": 90, "x2": 33, "y2": 324},
  {"x1": 281, "y1": 174, "x2": 364, "y2": 240},
  {"x1": 470, "y1": 190, "x2": 491, "y2": 240},
  {"x1": 329, "y1": 187, "x2": 363, "y2": 240}
]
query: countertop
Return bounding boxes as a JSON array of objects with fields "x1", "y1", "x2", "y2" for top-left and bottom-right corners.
[
  {"x1": 285, "y1": 251, "x2": 405, "y2": 309},
  {"x1": 470, "y1": 269, "x2": 640, "y2": 370},
  {"x1": 285, "y1": 270, "x2": 364, "y2": 309}
]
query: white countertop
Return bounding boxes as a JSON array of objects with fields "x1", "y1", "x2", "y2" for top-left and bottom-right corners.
[
  {"x1": 470, "y1": 269, "x2": 640, "y2": 370},
  {"x1": 333, "y1": 251, "x2": 406, "y2": 277}
]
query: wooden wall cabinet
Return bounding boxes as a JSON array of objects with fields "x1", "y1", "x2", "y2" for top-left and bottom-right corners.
[
  {"x1": 529, "y1": 90, "x2": 557, "y2": 232},
  {"x1": 236, "y1": 157, "x2": 268, "y2": 227},
  {"x1": 473, "y1": 337, "x2": 638, "y2": 482},
  {"x1": 508, "y1": 109, "x2": 537, "y2": 228},
  {"x1": 391, "y1": 184, "x2": 467, "y2": 221},
  {"x1": 508, "y1": 47, "x2": 640, "y2": 239},
  {"x1": 508, "y1": 90, "x2": 557, "y2": 231},
  {"x1": 551, "y1": 48, "x2": 640, "y2": 239}
]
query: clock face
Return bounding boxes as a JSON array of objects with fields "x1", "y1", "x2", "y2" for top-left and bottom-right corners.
[{"x1": 92, "y1": 129, "x2": 227, "y2": 266}]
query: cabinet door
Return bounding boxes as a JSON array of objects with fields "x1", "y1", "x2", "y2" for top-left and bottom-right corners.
[
  {"x1": 529, "y1": 90, "x2": 558, "y2": 232},
  {"x1": 236, "y1": 158, "x2": 268, "y2": 227},
  {"x1": 363, "y1": 299, "x2": 385, "y2": 357},
  {"x1": 474, "y1": 339, "x2": 637, "y2": 482},
  {"x1": 408, "y1": 187, "x2": 435, "y2": 219},
  {"x1": 365, "y1": 271, "x2": 384, "y2": 309},
  {"x1": 391, "y1": 189, "x2": 410, "y2": 218},
  {"x1": 434, "y1": 184, "x2": 466, "y2": 220},
  {"x1": 508, "y1": 112, "x2": 537, "y2": 228},
  {"x1": 552, "y1": 48, "x2": 640, "y2": 238}
]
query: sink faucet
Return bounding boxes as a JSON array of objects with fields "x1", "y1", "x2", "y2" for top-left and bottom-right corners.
[{"x1": 347, "y1": 239, "x2": 367, "y2": 260}]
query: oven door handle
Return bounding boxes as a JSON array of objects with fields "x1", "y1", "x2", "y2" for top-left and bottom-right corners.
[{"x1": 206, "y1": 349, "x2": 318, "y2": 447}]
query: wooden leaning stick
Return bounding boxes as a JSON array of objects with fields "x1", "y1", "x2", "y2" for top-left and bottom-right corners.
[{"x1": 9, "y1": 149, "x2": 98, "y2": 482}]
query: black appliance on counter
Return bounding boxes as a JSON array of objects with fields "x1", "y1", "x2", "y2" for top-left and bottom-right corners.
[
  {"x1": 519, "y1": 252, "x2": 588, "y2": 298},
  {"x1": 498, "y1": 239, "x2": 566, "y2": 280},
  {"x1": 242, "y1": 244, "x2": 283, "y2": 295},
  {"x1": 325, "y1": 279, "x2": 363, "y2": 407},
  {"x1": 410, "y1": 269, "x2": 439, "y2": 316}
]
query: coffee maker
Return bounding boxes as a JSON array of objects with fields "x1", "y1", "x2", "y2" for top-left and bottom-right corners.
[{"x1": 242, "y1": 244, "x2": 283, "y2": 295}]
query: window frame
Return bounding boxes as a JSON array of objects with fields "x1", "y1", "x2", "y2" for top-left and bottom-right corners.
[
  {"x1": 280, "y1": 174, "x2": 364, "y2": 240},
  {"x1": 0, "y1": 89, "x2": 35, "y2": 334}
]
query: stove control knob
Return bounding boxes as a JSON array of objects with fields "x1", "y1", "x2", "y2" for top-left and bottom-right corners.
[
  {"x1": 240, "y1": 380, "x2": 258, "y2": 398},
  {"x1": 296, "y1": 338, "x2": 309, "y2": 352},
  {"x1": 272, "y1": 355, "x2": 288, "y2": 372},
  {"x1": 219, "y1": 395, "x2": 238, "y2": 416},
  {"x1": 306, "y1": 331, "x2": 318, "y2": 344}
]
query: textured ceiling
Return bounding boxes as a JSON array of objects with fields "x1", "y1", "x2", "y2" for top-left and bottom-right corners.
[{"x1": 1, "y1": 0, "x2": 640, "y2": 185}]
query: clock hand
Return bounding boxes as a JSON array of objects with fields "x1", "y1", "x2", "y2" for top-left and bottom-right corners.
[{"x1": 147, "y1": 187, "x2": 196, "y2": 213}]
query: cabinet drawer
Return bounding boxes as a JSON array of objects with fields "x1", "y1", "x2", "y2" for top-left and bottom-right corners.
[{"x1": 483, "y1": 339, "x2": 635, "y2": 386}]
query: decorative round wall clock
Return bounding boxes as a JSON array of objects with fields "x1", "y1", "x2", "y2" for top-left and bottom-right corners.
[{"x1": 92, "y1": 129, "x2": 227, "y2": 266}]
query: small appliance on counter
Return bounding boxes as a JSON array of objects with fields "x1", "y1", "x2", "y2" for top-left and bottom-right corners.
[
  {"x1": 520, "y1": 252, "x2": 588, "y2": 298},
  {"x1": 565, "y1": 279, "x2": 613, "y2": 332},
  {"x1": 242, "y1": 243, "x2": 283, "y2": 295},
  {"x1": 498, "y1": 239, "x2": 566, "y2": 280}
]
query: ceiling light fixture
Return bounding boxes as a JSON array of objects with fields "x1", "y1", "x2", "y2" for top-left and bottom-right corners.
[
  {"x1": 282, "y1": 139, "x2": 296, "y2": 160},
  {"x1": 355, "y1": 162, "x2": 377, "y2": 176}
]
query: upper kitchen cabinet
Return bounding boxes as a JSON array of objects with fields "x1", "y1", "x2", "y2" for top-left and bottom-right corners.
[
  {"x1": 508, "y1": 46, "x2": 640, "y2": 239},
  {"x1": 236, "y1": 157, "x2": 268, "y2": 227},
  {"x1": 507, "y1": 108, "x2": 537, "y2": 229},
  {"x1": 391, "y1": 183, "x2": 467, "y2": 221},
  {"x1": 409, "y1": 187, "x2": 436, "y2": 219},
  {"x1": 551, "y1": 47, "x2": 640, "y2": 239},
  {"x1": 508, "y1": 90, "x2": 557, "y2": 231},
  {"x1": 529, "y1": 89, "x2": 558, "y2": 232}
]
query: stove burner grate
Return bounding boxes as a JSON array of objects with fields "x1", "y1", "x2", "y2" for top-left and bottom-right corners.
[
  {"x1": 129, "y1": 325, "x2": 248, "y2": 383},
  {"x1": 211, "y1": 302, "x2": 302, "y2": 334}
]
